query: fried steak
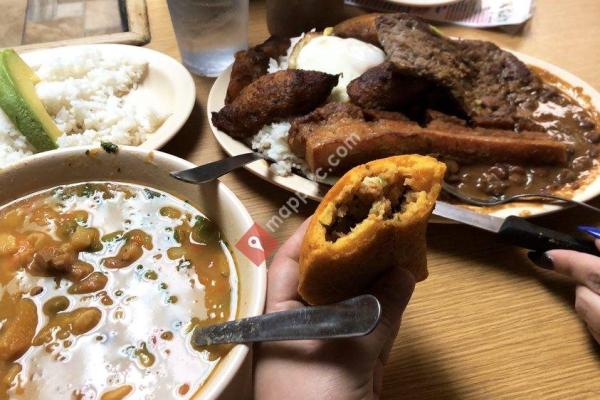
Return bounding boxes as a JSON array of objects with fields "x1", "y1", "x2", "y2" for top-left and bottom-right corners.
[{"x1": 341, "y1": 13, "x2": 568, "y2": 131}]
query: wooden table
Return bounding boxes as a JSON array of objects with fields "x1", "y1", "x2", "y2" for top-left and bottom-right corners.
[{"x1": 146, "y1": 1, "x2": 600, "y2": 398}]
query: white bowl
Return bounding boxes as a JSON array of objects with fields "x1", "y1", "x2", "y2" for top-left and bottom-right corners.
[{"x1": 0, "y1": 146, "x2": 266, "y2": 400}]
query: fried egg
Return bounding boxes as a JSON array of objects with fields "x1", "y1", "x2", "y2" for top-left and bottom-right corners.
[{"x1": 290, "y1": 34, "x2": 386, "y2": 102}]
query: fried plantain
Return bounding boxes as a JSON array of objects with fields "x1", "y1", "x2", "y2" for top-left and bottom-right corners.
[
  {"x1": 256, "y1": 35, "x2": 291, "y2": 58},
  {"x1": 332, "y1": 13, "x2": 382, "y2": 47},
  {"x1": 213, "y1": 70, "x2": 338, "y2": 139},
  {"x1": 225, "y1": 36, "x2": 291, "y2": 104}
]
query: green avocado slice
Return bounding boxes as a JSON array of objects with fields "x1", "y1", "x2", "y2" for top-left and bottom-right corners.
[{"x1": 0, "y1": 49, "x2": 62, "y2": 151}]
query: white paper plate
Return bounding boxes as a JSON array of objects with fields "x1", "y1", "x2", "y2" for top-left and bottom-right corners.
[
  {"x1": 18, "y1": 44, "x2": 195, "y2": 152},
  {"x1": 207, "y1": 50, "x2": 600, "y2": 220},
  {"x1": 385, "y1": 0, "x2": 463, "y2": 7}
]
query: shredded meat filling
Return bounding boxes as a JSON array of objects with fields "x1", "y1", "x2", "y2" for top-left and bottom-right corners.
[{"x1": 325, "y1": 176, "x2": 409, "y2": 242}]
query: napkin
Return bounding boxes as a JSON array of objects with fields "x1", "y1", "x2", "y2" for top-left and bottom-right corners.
[{"x1": 344, "y1": 0, "x2": 535, "y2": 28}]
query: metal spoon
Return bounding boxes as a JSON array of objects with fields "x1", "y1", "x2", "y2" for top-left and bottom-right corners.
[
  {"x1": 192, "y1": 294, "x2": 381, "y2": 346},
  {"x1": 442, "y1": 182, "x2": 600, "y2": 214},
  {"x1": 170, "y1": 152, "x2": 337, "y2": 185},
  {"x1": 171, "y1": 152, "x2": 266, "y2": 184}
]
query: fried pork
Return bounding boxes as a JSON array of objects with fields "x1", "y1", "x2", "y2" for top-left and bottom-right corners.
[{"x1": 288, "y1": 103, "x2": 568, "y2": 173}]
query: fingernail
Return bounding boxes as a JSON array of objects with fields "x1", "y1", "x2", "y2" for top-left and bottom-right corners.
[
  {"x1": 527, "y1": 251, "x2": 554, "y2": 270},
  {"x1": 578, "y1": 225, "x2": 600, "y2": 239}
]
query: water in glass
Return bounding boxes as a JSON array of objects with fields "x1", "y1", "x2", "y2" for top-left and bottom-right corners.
[{"x1": 167, "y1": 0, "x2": 248, "y2": 77}]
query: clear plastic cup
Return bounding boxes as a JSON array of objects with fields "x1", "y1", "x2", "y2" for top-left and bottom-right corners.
[{"x1": 167, "y1": 0, "x2": 249, "y2": 77}]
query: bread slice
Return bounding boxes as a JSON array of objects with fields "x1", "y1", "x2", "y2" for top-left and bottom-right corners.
[{"x1": 298, "y1": 155, "x2": 445, "y2": 305}]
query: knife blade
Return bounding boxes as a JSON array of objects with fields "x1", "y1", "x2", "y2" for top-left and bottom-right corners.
[{"x1": 433, "y1": 201, "x2": 600, "y2": 256}]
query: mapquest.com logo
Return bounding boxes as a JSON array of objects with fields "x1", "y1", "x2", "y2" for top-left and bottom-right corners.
[{"x1": 235, "y1": 223, "x2": 278, "y2": 266}]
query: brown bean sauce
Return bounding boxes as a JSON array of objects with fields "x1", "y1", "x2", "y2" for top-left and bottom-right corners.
[{"x1": 444, "y1": 67, "x2": 600, "y2": 199}]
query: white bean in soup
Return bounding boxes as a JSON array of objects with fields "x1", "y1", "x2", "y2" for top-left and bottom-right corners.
[{"x1": 0, "y1": 182, "x2": 238, "y2": 399}]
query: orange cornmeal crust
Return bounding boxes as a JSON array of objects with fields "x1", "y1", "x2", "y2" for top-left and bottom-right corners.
[{"x1": 298, "y1": 155, "x2": 446, "y2": 305}]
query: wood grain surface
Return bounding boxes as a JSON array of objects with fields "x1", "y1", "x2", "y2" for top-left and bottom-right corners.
[{"x1": 146, "y1": 1, "x2": 600, "y2": 398}]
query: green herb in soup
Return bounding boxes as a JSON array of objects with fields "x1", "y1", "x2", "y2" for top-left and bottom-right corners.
[
  {"x1": 100, "y1": 141, "x2": 119, "y2": 154},
  {"x1": 0, "y1": 182, "x2": 238, "y2": 399}
]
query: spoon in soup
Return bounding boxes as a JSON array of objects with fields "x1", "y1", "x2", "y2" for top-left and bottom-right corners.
[
  {"x1": 170, "y1": 152, "x2": 337, "y2": 185},
  {"x1": 192, "y1": 294, "x2": 381, "y2": 346},
  {"x1": 171, "y1": 153, "x2": 266, "y2": 184}
]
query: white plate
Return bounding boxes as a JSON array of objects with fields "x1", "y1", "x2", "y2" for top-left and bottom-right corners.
[
  {"x1": 207, "y1": 51, "x2": 600, "y2": 220},
  {"x1": 18, "y1": 44, "x2": 196, "y2": 152},
  {"x1": 385, "y1": 0, "x2": 463, "y2": 7}
]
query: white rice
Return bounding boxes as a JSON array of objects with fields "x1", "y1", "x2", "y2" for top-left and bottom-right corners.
[
  {"x1": 251, "y1": 122, "x2": 313, "y2": 179},
  {"x1": 261, "y1": 33, "x2": 322, "y2": 180},
  {"x1": 264, "y1": 32, "x2": 345, "y2": 180},
  {"x1": 0, "y1": 108, "x2": 34, "y2": 166},
  {"x1": 0, "y1": 49, "x2": 169, "y2": 168}
]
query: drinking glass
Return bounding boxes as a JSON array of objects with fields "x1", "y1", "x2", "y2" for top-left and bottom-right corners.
[{"x1": 167, "y1": 0, "x2": 249, "y2": 77}]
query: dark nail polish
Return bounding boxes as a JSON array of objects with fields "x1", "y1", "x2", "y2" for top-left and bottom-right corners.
[
  {"x1": 578, "y1": 225, "x2": 600, "y2": 239},
  {"x1": 527, "y1": 251, "x2": 554, "y2": 270}
]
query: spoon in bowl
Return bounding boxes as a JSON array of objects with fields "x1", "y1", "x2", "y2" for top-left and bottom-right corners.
[
  {"x1": 192, "y1": 294, "x2": 381, "y2": 346},
  {"x1": 171, "y1": 152, "x2": 266, "y2": 184}
]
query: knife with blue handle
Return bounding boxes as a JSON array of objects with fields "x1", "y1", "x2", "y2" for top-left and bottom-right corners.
[{"x1": 433, "y1": 201, "x2": 600, "y2": 256}]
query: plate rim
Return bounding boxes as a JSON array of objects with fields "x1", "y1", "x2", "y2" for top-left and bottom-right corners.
[{"x1": 207, "y1": 47, "x2": 600, "y2": 220}]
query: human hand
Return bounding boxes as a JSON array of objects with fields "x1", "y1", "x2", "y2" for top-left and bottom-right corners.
[
  {"x1": 529, "y1": 239, "x2": 600, "y2": 343},
  {"x1": 254, "y1": 218, "x2": 415, "y2": 400}
]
